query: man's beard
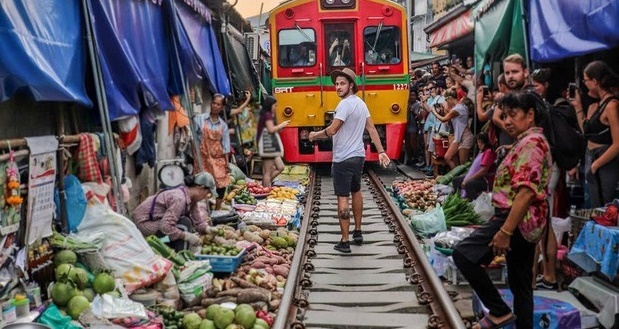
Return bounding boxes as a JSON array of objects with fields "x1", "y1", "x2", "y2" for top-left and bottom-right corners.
[{"x1": 508, "y1": 79, "x2": 525, "y2": 90}]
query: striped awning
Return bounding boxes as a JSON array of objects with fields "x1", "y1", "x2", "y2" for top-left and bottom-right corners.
[{"x1": 428, "y1": 9, "x2": 474, "y2": 48}]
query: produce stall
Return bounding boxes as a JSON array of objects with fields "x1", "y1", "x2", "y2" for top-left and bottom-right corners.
[{"x1": 388, "y1": 163, "x2": 508, "y2": 286}]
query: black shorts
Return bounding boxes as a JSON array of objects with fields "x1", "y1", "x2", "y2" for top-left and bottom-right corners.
[{"x1": 332, "y1": 157, "x2": 365, "y2": 197}]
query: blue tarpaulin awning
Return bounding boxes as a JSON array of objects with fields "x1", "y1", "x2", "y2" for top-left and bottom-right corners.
[
  {"x1": 529, "y1": 0, "x2": 619, "y2": 62},
  {"x1": 88, "y1": 0, "x2": 174, "y2": 120},
  {"x1": 0, "y1": 0, "x2": 91, "y2": 106},
  {"x1": 171, "y1": 0, "x2": 230, "y2": 95}
]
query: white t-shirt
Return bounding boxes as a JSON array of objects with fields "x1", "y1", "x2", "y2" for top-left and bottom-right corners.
[{"x1": 332, "y1": 95, "x2": 370, "y2": 162}]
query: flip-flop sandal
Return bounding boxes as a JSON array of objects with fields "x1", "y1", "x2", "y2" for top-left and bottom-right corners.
[{"x1": 475, "y1": 314, "x2": 517, "y2": 329}]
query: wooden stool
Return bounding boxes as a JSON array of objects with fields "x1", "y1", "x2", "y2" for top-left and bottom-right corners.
[{"x1": 432, "y1": 155, "x2": 447, "y2": 178}]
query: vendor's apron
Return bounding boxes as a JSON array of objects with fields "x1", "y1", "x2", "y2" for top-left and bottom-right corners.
[{"x1": 200, "y1": 121, "x2": 229, "y2": 189}]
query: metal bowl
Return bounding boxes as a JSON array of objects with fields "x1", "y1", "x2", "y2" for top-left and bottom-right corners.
[{"x1": 2, "y1": 323, "x2": 51, "y2": 329}]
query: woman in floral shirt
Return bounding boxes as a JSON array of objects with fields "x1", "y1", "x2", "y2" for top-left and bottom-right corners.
[{"x1": 453, "y1": 92, "x2": 552, "y2": 329}]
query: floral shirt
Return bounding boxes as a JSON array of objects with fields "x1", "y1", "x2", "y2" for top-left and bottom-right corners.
[{"x1": 491, "y1": 127, "x2": 552, "y2": 243}]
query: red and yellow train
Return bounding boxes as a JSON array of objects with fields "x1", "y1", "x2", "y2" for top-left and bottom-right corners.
[{"x1": 269, "y1": 0, "x2": 410, "y2": 162}]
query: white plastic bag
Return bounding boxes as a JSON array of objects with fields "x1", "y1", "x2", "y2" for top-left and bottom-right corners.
[
  {"x1": 472, "y1": 192, "x2": 493, "y2": 223},
  {"x1": 177, "y1": 260, "x2": 213, "y2": 303},
  {"x1": 75, "y1": 203, "x2": 173, "y2": 293},
  {"x1": 410, "y1": 206, "x2": 446, "y2": 237},
  {"x1": 91, "y1": 294, "x2": 147, "y2": 320}
]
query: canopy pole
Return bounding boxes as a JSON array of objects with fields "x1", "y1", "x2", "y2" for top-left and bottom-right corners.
[
  {"x1": 169, "y1": 0, "x2": 204, "y2": 174},
  {"x1": 81, "y1": 0, "x2": 125, "y2": 215},
  {"x1": 221, "y1": 13, "x2": 249, "y2": 174},
  {"x1": 519, "y1": 0, "x2": 532, "y2": 84},
  {"x1": 55, "y1": 105, "x2": 69, "y2": 233}
]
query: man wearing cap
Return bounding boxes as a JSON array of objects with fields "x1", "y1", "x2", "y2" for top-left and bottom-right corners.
[
  {"x1": 309, "y1": 68, "x2": 390, "y2": 253},
  {"x1": 131, "y1": 172, "x2": 216, "y2": 251}
]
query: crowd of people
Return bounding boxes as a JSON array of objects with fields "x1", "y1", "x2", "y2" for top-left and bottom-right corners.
[{"x1": 404, "y1": 53, "x2": 619, "y2": 329}]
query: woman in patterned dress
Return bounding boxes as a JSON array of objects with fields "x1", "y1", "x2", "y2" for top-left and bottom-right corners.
[{"x1": 453, "y1": 92, "x2": 553, "y2": 329}]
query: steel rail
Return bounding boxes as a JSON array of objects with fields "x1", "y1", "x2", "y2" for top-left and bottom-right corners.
[
  {"x1": 366, "y1": 169, "x2": 466, "y2": 329},
  {"x1": 272, "y1": 170, "x2": 316, "y2": 329}
]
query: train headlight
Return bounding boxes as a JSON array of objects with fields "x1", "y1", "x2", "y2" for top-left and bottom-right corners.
[
  {"x1": 325, "y1": 0, "x2": 335, "y2": 4},
  {"x1": 390, "y1": 103, "x2": 400, "y2": 114},
  {"x1": 283, "y1": 106, "x2": 294, "y2": 117},
  {"x1": 341, "y1": 0, "x2": 351, "y2": 3}
]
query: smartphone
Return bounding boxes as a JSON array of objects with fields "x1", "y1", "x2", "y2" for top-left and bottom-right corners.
[
  {"x1": 482, "y1": 86, "x2": 490, "y2": 96},
  {"x1": 568, "y1": 83, "x2": 577, "y2": 99}
]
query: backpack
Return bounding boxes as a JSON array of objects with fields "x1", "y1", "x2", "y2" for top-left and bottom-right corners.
[{"x1": 530, "y1": 90, "x2": 586, "y2": 170}]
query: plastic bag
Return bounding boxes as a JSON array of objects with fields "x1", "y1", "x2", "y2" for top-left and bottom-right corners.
[
  {"x1": 38, "y1": 303, "x2": 83, "y2": 329},
  {"x1": 472, "y1": 192, "x2": 493, "y2": 223},
  {"x1": 153, "y1": 271, "x2": 180, "y2": 308},
  {"x1": 91, "y1": 294, "x2": 147, "y2": 320},
  {"x1": 75, "y1": 202, "x2": 172, "y2": 293},
  {"x1": 54, "y1": 175, "x2": 87, "y2": 233},
  {"x1": 551, "y1": 217, "x2": 571, "y2": 243},
  {"x1": 410, "y1": 206, "x2": 446, "y2": 237},
  {"x1": 177, "y1": 260, "x2": 213, "y2": 303}
]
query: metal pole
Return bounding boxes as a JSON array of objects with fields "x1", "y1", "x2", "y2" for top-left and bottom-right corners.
[
  {"x1": 55, "y1": 105, "x2": 69, "y2": 233},
  {"x1": 518, "y1": 0, "x2": 532, "y2": 84},
  {"x1": 81, "y1": 0, "x2": 125, "y2": 214}
]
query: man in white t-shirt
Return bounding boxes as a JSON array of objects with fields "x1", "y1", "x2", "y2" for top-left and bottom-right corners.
[{"x1": 309, "y1": 68, "x2": 390, "y2": 253}]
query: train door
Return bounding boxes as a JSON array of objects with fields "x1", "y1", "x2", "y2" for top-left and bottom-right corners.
[
  {"x1": 323, "y1": 23, "x2": 355, "y2": 74},
  {"x1": 322, "y1": 23, "x2": 355, "y2": 121}
]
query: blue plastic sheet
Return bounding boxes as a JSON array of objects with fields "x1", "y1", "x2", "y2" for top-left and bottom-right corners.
[
  {"x1": 171, "y1": 0, "x2": 230, "y2": 95},
  {"x1": 0, "y1": 0, "x2": 91, "y2": 105},
  {"x1": 88, "y1": 0, "x2": 174, "y2": 120},
  {"x1": 529, "y1": 0, "x2": 619, "y2": 62}
]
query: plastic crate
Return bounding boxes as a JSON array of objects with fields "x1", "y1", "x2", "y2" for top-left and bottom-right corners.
[{"x1": 194, "y1": 249, "x2": 246, "y2": 273}]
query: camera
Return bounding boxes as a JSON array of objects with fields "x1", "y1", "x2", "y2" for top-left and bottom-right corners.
[{"x1": 568, "y1": 83, "x2": 577, "y2": 99}]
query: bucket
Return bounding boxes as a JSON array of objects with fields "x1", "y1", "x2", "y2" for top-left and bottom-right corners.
[{"x1": 433, "y1": 137, "x2": 449, "y2": 158}]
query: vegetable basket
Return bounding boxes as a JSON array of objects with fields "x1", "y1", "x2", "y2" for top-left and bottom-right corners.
[{"x1": 194, "y1": 249, "x2": 246, "y2": 273}]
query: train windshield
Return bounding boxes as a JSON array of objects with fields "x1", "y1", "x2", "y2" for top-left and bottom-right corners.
[
  {"x1": 363, "y1": 26, "x2": 401, "y2": 65},
  {"x1": 324, "y1": 24, "x2": 354, "y2": 70},
  {"x1": 278, "y1": 28, "x2": 317, "y2": 67}
]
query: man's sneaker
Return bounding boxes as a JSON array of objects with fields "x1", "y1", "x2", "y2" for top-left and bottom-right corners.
[
  {"x1": 352, "y1": 230, "x2": 363, "y2": 245},
  {"x1": 333, "y1": 240, "x2": 351, "y2": 253},
  {"x1": 536, "y1": 278, "x2": 558, "y2": 290},
  {"x1": 414, "y1": 161, "x2": 426, "y2": 168}
]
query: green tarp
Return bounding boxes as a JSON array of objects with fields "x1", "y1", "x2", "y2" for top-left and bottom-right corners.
[{"x1": 474, "y1": 0, "x2": 525, "y2": 74}]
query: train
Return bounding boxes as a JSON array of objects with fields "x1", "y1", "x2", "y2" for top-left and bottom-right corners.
[{"x1": 268, "y1": 0, "x2": 410, "y2": 163}]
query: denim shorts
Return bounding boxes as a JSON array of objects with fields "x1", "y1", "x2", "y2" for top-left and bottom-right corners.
[{"x1": 332, "y1": 157, "x2": 365, "y2": 197}]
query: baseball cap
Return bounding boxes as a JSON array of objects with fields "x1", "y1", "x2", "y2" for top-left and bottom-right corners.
[{"x1": 193, "y1": 172, "x2": 217, "y2": 198}]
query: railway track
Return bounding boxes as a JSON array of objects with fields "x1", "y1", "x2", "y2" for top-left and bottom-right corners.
[{"x1": 273, "y1": 165, "x2": 467, "y2": 329}]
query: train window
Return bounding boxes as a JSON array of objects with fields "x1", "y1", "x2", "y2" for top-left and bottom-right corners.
[
  {"x1": 324, "y1": 25, "x2": 354, "y2": 68},
  {"x1": 363, "y1": 26, "x2": 401, "y2": 65},
  {"x1": 278, "y1": 29, "x2": 316, "y2": 67}
]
